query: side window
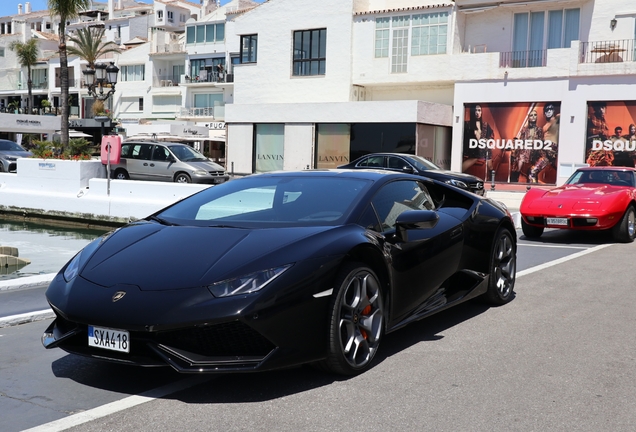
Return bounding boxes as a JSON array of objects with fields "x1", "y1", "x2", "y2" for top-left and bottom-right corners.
[
  {"x1": 120, "y1": 144, "x2": 132, "y2": 158},
  {"x1": 371, "y1": 180, "x2": 435, "y2": 232},
  {"x1": 358, "y1": 204, "x2": 381, "y2": 231},
  {"x1": 359, "y1": 155, "x2": 385, "y2": 168},
  {"x1": 137, "y1": 144, "x2": 153, "y2": 160},
  {"x1": 152, "y1": 145, "x2": 169, "y2": 161},
  {"x1": 388, "y1": 156, "x2": 408, "y2": 170}
]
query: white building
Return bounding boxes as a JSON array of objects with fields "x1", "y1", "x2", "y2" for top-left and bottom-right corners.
[{"x1": 226, "y1": 0, "x2": 636, "y2": 185}]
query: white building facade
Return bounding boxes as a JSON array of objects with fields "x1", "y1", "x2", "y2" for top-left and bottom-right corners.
[{"x1": 226, "y1": 0, "x2": 636, "y2": 185}]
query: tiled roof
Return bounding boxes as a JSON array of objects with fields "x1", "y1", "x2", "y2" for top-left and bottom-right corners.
[
  {"x1": 354, "y1": 4, "x2": 453, "y2": 15},
  {"x1": 32, "y1": 30, "x2": 59, "y2": 41}
]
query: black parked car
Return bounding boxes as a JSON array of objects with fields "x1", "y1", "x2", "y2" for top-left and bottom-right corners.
[
  {"x1": 339, "y1": 153, "x2": 485, "y2": 195},
  {"x1": 42, "y1": 169, "x2": 516, "y2": 376}
]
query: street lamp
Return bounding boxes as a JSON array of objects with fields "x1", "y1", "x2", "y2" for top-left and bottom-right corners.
[
  {"x1": 83, "y1": 61, "x2": 119, "y2": 101},
  {"x1": 83, "y1": 61, "x2": 119, "y2": 195}
]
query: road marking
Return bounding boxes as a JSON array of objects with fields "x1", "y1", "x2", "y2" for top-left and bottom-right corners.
[
  {"x1": 517, "y1": 243, "x2": 612, "y2": 277},
  {"x1": 518, "y1": 243, "x2": 588, "y2": 249},
  {"x1": 22, "y1": 375, "x2": 211, "y2": 432},
  {"x1": 15, "y1": 242, "x2": 615, "y2": 431}
]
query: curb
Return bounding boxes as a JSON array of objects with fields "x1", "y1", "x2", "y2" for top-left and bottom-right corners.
[
  {"x1": 0, "y1": 309, "x2": 54, "y2": 328},
  {"x1": 0, "y1": 273, "x2": 56, "y2": 292}
]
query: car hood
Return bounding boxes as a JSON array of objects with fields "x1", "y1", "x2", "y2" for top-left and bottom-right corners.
[
  {"x1": 524, "y1": 184, "x2": 626, "y2": 209},
  {"x1": 0, "y1": 150, "x2": 32, "y2": 158},
  {"x1": 180, "y1": 160, "x2": 225, "y2": 171},
  {"x1": 79, "y1": 222, "x2": 338, "y2": 291}
]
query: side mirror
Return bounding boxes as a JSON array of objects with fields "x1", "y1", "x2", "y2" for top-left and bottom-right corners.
[
  {"x1": 402, "y1": 165, "x2": 415, "y2": 174},
  {"x1": 395, "y1": 210, "x2": 438, "y2": 241}
]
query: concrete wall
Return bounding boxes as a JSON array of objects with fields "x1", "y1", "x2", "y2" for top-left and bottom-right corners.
[{"x1": 0, "y1": 159, "x2": 209, "y2": 224}]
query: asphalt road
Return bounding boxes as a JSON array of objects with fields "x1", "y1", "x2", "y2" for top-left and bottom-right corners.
[{"x1": 1, "y1": 229, "x2": 635, "y2": 431}]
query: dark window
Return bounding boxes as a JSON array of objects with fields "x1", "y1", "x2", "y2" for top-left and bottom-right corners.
[
  {"x1": 139, "y1": 97, "x2": 144, "y2": 111},
  {"x1": 371, "y1": 180, "x2": 435, "y2": 232},
  {"x1": 358, "y1": 155, "x2": 385, "y2": 168},
  {"x1": 293, "y1": 28, "x2": 326, "y2": 76},
  {"x1": 240, "y1": 35, "x2": 258, "y2": 63}
]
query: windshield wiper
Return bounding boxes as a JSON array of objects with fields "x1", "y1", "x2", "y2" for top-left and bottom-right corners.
[
  {"x1": 149, "y1": 216, "x2": 176, "y2": 226},
  {"x1": 207, "y1": 224, "x2": 246, "y2": 229}
]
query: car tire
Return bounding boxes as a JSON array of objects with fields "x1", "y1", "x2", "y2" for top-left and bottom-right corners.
[
  {"x1": 113, "y1": 169, "x2": 129, "y2": 180},
  {"x1": 521, "y1": 219, "x2": 544, "y2": 238},
  {"x1": 612, "y1": 205, "x2": 635, "y2": 243},
  {"x1": 174, "y1": 173, "x2": 191, "y2": 183},
  {"x1": 319, "y1": 262, "x2": 384, "y2": 376},
  {"x1": 482, "y1": 228, "x2": 516, "y2": 305}
]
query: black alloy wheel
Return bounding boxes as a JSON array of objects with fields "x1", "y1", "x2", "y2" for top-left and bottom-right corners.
[
  {"x1": 521, "y1": 219, "x2": 544, "y2": 238},
  {"x1": 321, "y1": 262, "x2": 384, "y2": 375},
  {"x1": 483, "y1": 228, "x2": 516, "y2": 305}
]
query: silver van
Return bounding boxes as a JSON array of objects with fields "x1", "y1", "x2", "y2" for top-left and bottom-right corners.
[{"x1": 111, "y1": 141, "x2": 229, "y2": 184}]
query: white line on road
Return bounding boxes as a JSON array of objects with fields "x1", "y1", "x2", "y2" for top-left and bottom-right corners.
[
  {"x1": 21, "y1": 375, "x2": 211, "y2": 432},
  {"x1": 17, "y1": 242, "x2": 614, "y2": 432},
  {"x1": 518, "y1": 243, "x2": 588, "y2": 249},
  {"x1": 517, "y1": 243, "x2": 612, "y2": 277}
]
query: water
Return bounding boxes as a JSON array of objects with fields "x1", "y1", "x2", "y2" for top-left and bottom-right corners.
[{"x1": 0, "y1": 217, "x2": 110, "y2": 281}]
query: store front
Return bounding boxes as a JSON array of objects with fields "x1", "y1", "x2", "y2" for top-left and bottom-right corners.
[{"x1": 0, "y1": 113, "x2": 61, "y2": 142}]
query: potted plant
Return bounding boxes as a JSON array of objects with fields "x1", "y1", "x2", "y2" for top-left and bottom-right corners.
[{"x1": 7, "y1": 100, "x2": 20, "y2": 113}]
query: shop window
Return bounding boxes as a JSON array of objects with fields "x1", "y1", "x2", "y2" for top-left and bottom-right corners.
[
  {"x1": 315, "y1": 124, "x2": 351, "y2": 169},
  {"x1": 254, "y1": 124, "x2": 284, "y2": 173}
]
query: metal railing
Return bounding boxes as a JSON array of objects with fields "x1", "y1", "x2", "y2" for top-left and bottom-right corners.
[
  {"x1": 179, "y1": 107, "x2": 216, "y2": 117},
  {"x1": 150, "y1": 43, "x2": 185, "y2": 54},
  {"x1": 499, "y1": 50, "x2": 547, "y2": 68},
  {"x1": 153, "y1": 75, "x2": 179, "y2": 87},
  {"x1": 580, "y1": 39, "x2": 635, "y2": 63}
]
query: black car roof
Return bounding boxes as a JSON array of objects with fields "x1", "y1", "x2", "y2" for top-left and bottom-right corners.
[{"x1": 248, "y1": 168, "x2": 420, "y2": 181}]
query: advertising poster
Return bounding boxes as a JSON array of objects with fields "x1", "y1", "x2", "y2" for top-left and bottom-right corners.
[
  {"x1": 585, "y1": 101, "x2": 636, "y2": 167},
  {"x1": 254, "y1": 124, "x2": 284, "y2": 173},
  {"x1": 462, "y1": 102, "x2": 561, "y2": 184},
  {"x1": 315, "y1": 124, "x2": 350, "y2": 169}
]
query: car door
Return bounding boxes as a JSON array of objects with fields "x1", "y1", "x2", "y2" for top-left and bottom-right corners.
[
  {"x1": 125, "y1": 143, "x2": 153, "y2": 180},
  {"x1": 145, "y1": 145, "x2": 174, "y2": 182},
  {"x1": 370, "y1": 179, "x2": 463, "y2": 323}
]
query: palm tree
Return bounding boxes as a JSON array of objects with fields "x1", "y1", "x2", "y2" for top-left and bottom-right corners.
[
  {"x1": 67, "y1": 27, "x2": 121, "y2": 69},
  {"x1": 48, "y1": 0, "x2": 90, "y2": 148},
  {"x1": 9, "y1": 38, "x2": 39, "y2": 114},
  {"x1": 67, "y1": 27, "x2": 121, "y2": 117}
]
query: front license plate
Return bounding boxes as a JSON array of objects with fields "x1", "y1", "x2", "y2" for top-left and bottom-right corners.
[
  {"x1": 88, "y1": 325, "x2": 130, "y2": 353},
  {"x1": 546, "y1": 217, "x2": 568, "y2": 226}
]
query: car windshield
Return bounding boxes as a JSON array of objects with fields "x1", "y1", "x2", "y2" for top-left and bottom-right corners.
[
  {"x1": 157, "y1": 175, "x2": 372, "y2": 227},
  {"x1": 167, "y1": 144, "x2": 209, "y2": 163},
  {"x1": 0, "y1": 141, "x2": 26, "y2": 151},
  {"x1": 407, "y1": 155, "x2": 440, "y2": 171},
  {"x1": 567, "y1": 170, "x2": 635, "y2": 187}
]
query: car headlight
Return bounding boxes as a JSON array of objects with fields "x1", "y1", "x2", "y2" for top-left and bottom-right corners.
[
  {"x1": 192, "y1": 169, "x2": 208, "y2": 175},
  {"x1": 208, "y1": 264, "x2": 292, "y2": 298},
  {"x1": 62, "y1": 229, "x2": 116, "y2": 282},
  {"x1": 63, "y1": 251, "x2": 82, "y2": 282},
  {"x1": 445, "y1": 179, "x2": 468, "y2": 189}
]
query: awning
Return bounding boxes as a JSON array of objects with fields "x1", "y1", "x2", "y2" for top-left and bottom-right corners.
[{"x1": 68, "y1": 129, "x2": 93, "y2": 138}]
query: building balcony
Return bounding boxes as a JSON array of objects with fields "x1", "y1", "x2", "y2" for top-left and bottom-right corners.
[
  {"x1": 580, "y1": 39, "x2": 635, "y2": 63},
  {"x1": 178, "y1": 105, "x2": 225, "y2": 120},
  {"x1": 351, "y1": 39, "x2": 636, "y2": 89},
  {"x1": 150, "y1": 43, "x2": 185, "y2": 56}
]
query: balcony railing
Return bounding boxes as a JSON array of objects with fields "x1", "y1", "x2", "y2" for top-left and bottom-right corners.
[
  {"x1": 185, "y1": 71, "x2": 233, "y2": 84},
  {"x1": 153, "y1": 75, "x2": 179, "y2": 87},
  {"x1": 180, "y1": 107, "x2": 215, "y2": 117},
  {"x1": 499, "y1": 50, "x2": 547, "y2": 68},
  {"x1": 150, "y1": 43, "x2": 185, "y2": 54},
  {"x1": 580, "y1": 39, "x2": 635, "y2": 63}
]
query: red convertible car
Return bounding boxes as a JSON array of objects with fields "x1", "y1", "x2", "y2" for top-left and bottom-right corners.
[{"x1": 520, "y1": 167, "x2": 636, "y2": 242}]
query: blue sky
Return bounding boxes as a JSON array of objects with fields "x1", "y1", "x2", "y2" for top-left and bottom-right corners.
[{"x1": 0, "y1": 1, "x2": 244, "y2": 19}]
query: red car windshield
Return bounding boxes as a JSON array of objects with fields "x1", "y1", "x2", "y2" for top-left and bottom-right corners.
[{"x1": 567, "y1": 170, "x2": 635, "y2": 187}]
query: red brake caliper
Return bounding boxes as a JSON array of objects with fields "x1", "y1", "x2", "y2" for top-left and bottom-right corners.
[{"x1": 360, "y1": 304, "x2": 372, "y2": 339}]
